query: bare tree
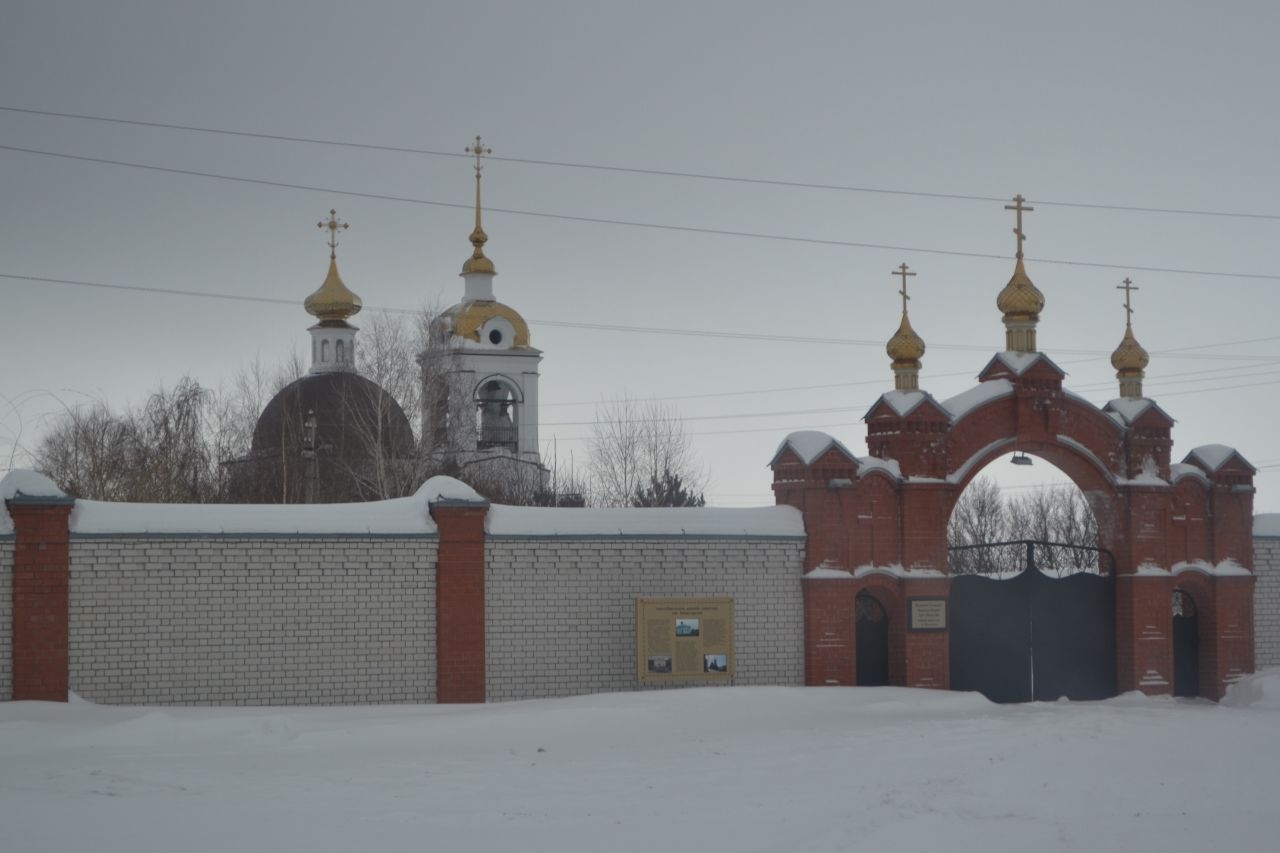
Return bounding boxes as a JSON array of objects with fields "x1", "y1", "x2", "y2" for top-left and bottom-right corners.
[
  {"x1": 35, "y1": 377, "x2": 221, "y2": 502},
  {"x1": 34, "y1": 401, "x2": 138, "y2": 500},
  {"x1": 948, "y1": 475, "x2": 1100, "y2": 575},
  {"x1": 586, "y1": 396, "x2": 706, "y2": 508}
]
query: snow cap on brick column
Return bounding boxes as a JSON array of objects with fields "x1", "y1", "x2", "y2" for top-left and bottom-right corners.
[{"x1": 1, "y1": 470, "x2": 70, "y2": 532}]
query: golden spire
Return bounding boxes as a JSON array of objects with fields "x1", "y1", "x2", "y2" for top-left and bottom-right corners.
[
  {"x1": 996, "y1": 194, "x2": 1045, "y2": 352},
  {"x1": 304, "y1": 209, "x2": 363, "y2": 326},
  {"x1": 886, "y1": 262, "x2": 926, "y2": 391},
  {"x1": 1111, "y1": 277, "x2": 1149, "y2": 397},
  {"x1": 461, "y1": 135, "x2": 496, "y2": 275}
]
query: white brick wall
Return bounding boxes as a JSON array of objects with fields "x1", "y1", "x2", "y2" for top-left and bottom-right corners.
[
  {"x1": 485, "y1": 537, "x2": 806, "y2": 702},
  {"x1": 69, "y1": 537, "x2": 438, "y2": 705},
  {"x1": 1255, "y1": 537, "x2": 1280, "y2": 668},
  {"x1": 0, "y1": 540, "x2": 12, "y2": 701}
]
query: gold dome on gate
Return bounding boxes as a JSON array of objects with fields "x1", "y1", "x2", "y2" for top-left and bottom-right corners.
[
  {"x1": 996, "y1": 257, "x2": 1045, "y2": 319},
  {"x1": 305, "y1": 210, "x2": 362, "y2": 326},
  {"x1": 1111, "y1": 278, "x2": 1149, "y2": 399},
  {"x1": 886, "y1": 313, "x2": 926, "y2": 362},
  {"x1": 886, "y1": 263, "x2": 926, "y2": 391},
  {"x1": 1111, "y1": 324, "x2": 1149, "y2": 372}
]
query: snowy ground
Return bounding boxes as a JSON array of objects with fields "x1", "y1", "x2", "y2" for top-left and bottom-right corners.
[{"x1": 3, "y1": 678, "x2": 1279, "y2": 853}]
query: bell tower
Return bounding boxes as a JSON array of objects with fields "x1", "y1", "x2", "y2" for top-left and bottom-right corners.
[{"x1": 425, "y1": 137, "x2": 546, "y2": 485}]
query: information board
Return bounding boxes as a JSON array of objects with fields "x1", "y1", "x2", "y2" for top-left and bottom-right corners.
[
  {"x1": 909, "y1": 596, "x2": 948, "y2": 631},
  {"x1": 636, "y1": 598, "x2": 735, "y2": 683}
]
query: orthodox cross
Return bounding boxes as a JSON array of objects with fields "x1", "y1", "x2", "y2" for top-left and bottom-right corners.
[
  {"x1": 893, "y1": 262, "x2": 916, "y2": 313},
  {"x1": 466, "y1": 135, "x2": 492, "y2": 175},
  {"x1": 465, "y1": 136, "x2": 493, "y2": 242},
  {"x1": 1004, "y1": 194, "x2": 1034, "y2": 259},
  {"x1": 1118, "y1": 277, "x2": 1139, "y2": 324},
  {"x1": 317, "y1": 209, "x2": 348, "y2": 258}
]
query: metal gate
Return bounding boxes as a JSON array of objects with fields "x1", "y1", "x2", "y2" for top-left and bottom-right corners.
[{"x1": 949, "y1": 540, "x2": 1116, "y2": 703}]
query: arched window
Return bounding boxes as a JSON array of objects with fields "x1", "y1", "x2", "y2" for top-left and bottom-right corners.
[
  {"x1": 476, "y1": 379, "x2": 518, "y2": 450},
  {"x1": 336, "y1": 339, "x2": 346, "y2": 364},
  {"x1": 321, "y1": 339, "x2": 330, "y2": 363}
]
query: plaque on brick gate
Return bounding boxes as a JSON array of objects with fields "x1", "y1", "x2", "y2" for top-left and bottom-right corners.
[
  {"x1": 636, "y1": 598, "x2": 735, "y2": 683},
  {"x1": 908, "y1": 597, "x2": 947, "y2": 631}
]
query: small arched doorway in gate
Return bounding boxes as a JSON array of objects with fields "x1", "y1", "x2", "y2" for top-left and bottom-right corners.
[
  {"x1": 855, "y1": 593, "x2": 890, "y2": 686},
  {"x1": 1172, "y1": 589, "x2": 1200, "y2": 698}
]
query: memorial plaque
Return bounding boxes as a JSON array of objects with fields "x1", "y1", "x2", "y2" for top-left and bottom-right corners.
[
  {"x1": 909, "y1": 597, "x2": 948, "y2": 631},
  {"x1": 636, "y1": 598, "x2": 735, "y2": 683}
]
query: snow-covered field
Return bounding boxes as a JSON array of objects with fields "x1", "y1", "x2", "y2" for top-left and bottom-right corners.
[{"x1": 3, "y1": 677, "x2": 1279, "y2": 853}]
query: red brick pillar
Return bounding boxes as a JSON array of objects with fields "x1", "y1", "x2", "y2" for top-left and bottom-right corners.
[
  {"x1": 430, "y1": 498, "x2": 489, "y2": 703},
  {"x1": 802, "y1": 577, "x2": 855, "y2": 686},
  {"x1": 1115, "y1": 573, "x2": 1174, "y2": 696},
  {"x1": 1207, "y1": 575, "x2": 1255, "y2": 700},
  {"x1": 7, "y1": 496, "x2": 74, "y2": 702}
]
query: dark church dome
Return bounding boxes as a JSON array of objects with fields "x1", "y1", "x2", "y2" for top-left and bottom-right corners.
[{"x1": 234, "y1": 372, "x2": 416, "y2": 504}]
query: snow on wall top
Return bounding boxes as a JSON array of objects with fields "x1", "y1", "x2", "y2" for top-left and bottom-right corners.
[
  {"x1": 487, "y1": 504, "x2": 805, "y2": 537},
  {"x1": 417, "y1": 475, "x2": 486, "y2": 504},
  {"x1": 1255, "y1": 514, "x2": 1280, "y2": 537},
  {"x1": 773, "y1": 431, "x2": 855, "y2": 466},
  {"x1": 70, "y1": 494, "x2": 441, "y2": 535},
  {"x1": 2, "y1": 467, "x2": 802, "y2": 538},
  {"x1": 1106, "y1": 397, "x2": 1154, "y2": 424},
  {"x1": 1, "y1": 469, "x2": 69, "y2": 534},
  {"x1": 1188, "y1": 444, "x2": 1244, "y2": 472},
  {"x1": 65, "y1": 475, "x2": 489, "y2": 535},
  {"x1": 1170, "y1": 463, "x2": 1209, "y2": 484},
  {"x1": 877, "y1": 390, "x2": 930, "y2": 417},
  {"x1": 993, "y1": 351, "x2": 1042, "y2": 375},
  {"x1": 941, "y1": 379, "x2": 1013, "y2": 420},
  {"x1": 858, "y1": 456, "x2": 903, "y2": 480}
]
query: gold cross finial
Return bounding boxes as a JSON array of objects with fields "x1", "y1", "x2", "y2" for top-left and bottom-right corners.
[
  {"x1": 461, "y1": 136, "x2": 496, "y2": 274},
  {"x1": 317, "y1": 209, "x2": 349, "y2": 259},
  {"x1": 893, "y1": 262, "x2": 916, "y2": 313},
  {"x1": 1004, "y1": 194, "x2": 1034, "y2": 260},
  {"x1": 1117, "y1": 277, "x2": 1139, "y2": 324},
  {"x1": 466, "y1": 135, "x2": 492, "y2": 175}
]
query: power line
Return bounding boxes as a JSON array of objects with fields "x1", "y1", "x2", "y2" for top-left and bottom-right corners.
[
  {"x1": 5, "y1": 104, "x2": 1280, "y2": 222},
  {"x1": 5, "y1": 272, "x2": 1278, "y2": 366},
  {"x1": 3, "y1": 143, "x2": 1280, "y2": 283}
]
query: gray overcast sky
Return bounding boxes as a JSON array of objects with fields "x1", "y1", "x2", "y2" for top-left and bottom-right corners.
[{"x1": 3, "y1": 0, "x2": 1279, "y2": 510}]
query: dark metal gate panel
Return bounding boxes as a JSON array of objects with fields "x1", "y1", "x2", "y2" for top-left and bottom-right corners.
[
  {"x1": 949, "y1": 541, "x2": 1116, "y2": 704},
  {"x1": 1029, "y1": 572, "x2": 1115, "y2": 701},
  {"x1": 950, "y1": 573, "x2": 1033, "y2": 703}
]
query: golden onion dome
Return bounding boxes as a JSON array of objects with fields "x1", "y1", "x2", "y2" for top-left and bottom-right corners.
[
  {"x1": 461, "y1": 224, "x2": 496, "y2": 275},
  {"x1": 304, "y1": 256, "x2": 363, "y2": 326},
  {"x1": 996, "y1": 257, "x2": 1046, "y2": 318},
  {"x1": 886, "y1": 313, "x2": 926, "y2": 362},
  {"x1": 447, "y1": 300, "x2": 531, "y2": 347},
  {"x1": 1111, "y1": 324, "x2": 1149, "y2": 372}
]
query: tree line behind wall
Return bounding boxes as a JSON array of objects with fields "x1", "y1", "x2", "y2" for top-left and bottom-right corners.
[
  {"x1": 947, "y1": 475, "x2": 1102, "y2": 575},
  {"x1": 24, "y1": 312, "x2": 707, "y2": 508}
]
